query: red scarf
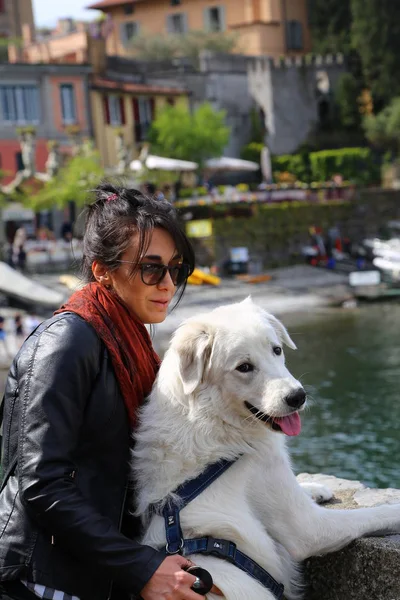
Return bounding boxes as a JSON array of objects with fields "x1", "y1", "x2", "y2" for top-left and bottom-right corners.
[{"x1": 55, "y1": 282, "x2": 160, "y2": 428}]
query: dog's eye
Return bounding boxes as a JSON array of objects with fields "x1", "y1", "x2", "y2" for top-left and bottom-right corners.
[
  {"x1": 236, "y1": 363, "x2": 254, "y2": 373},
  {"x1": 273, "y1": 346, "x2": 282, "y2": 356}
]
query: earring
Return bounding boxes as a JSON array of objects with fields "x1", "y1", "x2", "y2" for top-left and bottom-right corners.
[
  {"x1": 104, "y1": 273, "x2": 112, "y2": 290},
  {"x1": 99, "y1": 276, "x2": 111, "y2": 290}
]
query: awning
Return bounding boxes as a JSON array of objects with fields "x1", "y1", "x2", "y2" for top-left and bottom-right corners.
[
  {"x1": 204, "y1": 157, "x2": 260, "y2": 172},
  {"x1": 1, "y1": 203, "x2": 35, "y2": 222},
  {"x1": 130, "y1": 155, "x2": 198, "y2": 172}
]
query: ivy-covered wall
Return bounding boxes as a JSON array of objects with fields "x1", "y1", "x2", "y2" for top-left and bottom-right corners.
[{"x1": 184, "y1": 189, "x2": 400, "y2": 268}]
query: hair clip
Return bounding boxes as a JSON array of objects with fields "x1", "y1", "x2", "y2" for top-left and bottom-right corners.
[{"x1": 106, "y1": 193, "x2": 118, "y2": 203}]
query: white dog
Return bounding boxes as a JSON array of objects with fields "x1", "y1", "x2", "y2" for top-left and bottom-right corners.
[{"x1": 133, "y1": 299, "x2": 400, "y2": 600}]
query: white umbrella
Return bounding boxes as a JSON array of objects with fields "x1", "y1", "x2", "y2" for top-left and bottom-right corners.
[
  {"x1": 204, "y1": 157, "x2": 259, "y2": 172},
  {"x1": 130, "y1": 155, "x2": 198, "y2": 172}
]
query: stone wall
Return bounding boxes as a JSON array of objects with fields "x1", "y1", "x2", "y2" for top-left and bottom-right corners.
[
  {"x1": 181, "y1": 189, "x2": 400, "y2": 268},
  {"x1": 248, "y1": 54, "x2": 346, "y2": 155},
  {"x1": 297, "y1": 473, "x2": 400, "y2": 600},
  {"x1": 114, "y1": 51, "x2": 347, "y2": 157}
]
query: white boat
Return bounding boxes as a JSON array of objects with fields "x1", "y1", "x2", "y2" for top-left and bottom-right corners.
[{"x1": 0, "y1": 262, "x2": 65, "y2": 308}]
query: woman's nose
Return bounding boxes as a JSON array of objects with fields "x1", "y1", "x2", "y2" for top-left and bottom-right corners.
[{"x1": 158, "y1": 268, "x2": 175, "y2": 290}]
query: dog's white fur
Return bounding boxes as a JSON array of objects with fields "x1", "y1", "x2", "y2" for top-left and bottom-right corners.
[{"x1": 133, "y1": 299, "x2": 400, "y2": 600}]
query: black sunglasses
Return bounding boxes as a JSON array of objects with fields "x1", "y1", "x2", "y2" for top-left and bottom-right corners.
[{"x1": 117, "y1": 261, "x2": 190, "y2": 286}]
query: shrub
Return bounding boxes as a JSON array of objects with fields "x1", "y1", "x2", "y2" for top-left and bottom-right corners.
[
  {"x1": 309, "y1": 147, "x2": 380, "y2": 185},
  {"x1": 241, "y1": 143, "x2": 380, "y2": 185},
  {"x1": 178, "y1": 188, "x2": 195, "y2": 199},
  {"x1": 241, "y1": 142, "x2": 263, "y2": 163}
]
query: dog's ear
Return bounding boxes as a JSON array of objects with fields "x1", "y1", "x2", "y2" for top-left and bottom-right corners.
[
  {"x1": 267, "y1": 314, "x2": 297, "y2": 350},
  {"x1": 176, "y1": 323, "x2": 213, "y2": 395}
]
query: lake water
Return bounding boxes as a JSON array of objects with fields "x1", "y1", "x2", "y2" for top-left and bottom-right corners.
[
  {"x1": 285, "y1": 303, "x2": 400, "y2": 489},
  {"x1": 1, "y1": 302, "x2": 399, "y2": 489}
]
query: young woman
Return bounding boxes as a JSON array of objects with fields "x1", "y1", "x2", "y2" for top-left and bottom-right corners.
[{"x1": 0, "y1": 183, "x2": 210, "y2": 600}]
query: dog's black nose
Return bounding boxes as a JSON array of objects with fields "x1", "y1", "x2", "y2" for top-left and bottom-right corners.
[{"x1": 285, "y1": 388, "x2": 306, "y2": 409}]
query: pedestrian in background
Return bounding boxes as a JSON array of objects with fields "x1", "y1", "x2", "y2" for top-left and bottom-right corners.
[
  {"x1": 0, "y1": 315, "x2": 10, "y2": 359},
  {"x1": 14, "y1": 314, "x2": 24, "y2": 339}
]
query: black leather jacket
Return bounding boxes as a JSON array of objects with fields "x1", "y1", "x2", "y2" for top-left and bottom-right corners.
[{"x1": 0, "y1": 313, "x2": 164, "y2": 600}]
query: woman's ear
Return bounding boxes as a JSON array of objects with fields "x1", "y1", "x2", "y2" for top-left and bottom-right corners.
[{"x1": 92, "y1": 261, "x2": 112, "y2": 288}]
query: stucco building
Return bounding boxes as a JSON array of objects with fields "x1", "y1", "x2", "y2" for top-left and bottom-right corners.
[
  {"x1": 87, "y1": 0, "x2": 311, "y2": 58},
  {"x1": 90, "y1": 66, "x2": 189, "y2": 170},
  {"x1": 0, "y1": 62, "x2": 92, "y2": 184}
]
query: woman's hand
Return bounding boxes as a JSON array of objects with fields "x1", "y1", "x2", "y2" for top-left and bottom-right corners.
[{"x1": 140, "y1": 555, "x2": 223, "y2": 599}]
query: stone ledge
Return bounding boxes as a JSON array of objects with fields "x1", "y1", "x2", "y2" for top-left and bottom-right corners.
[{"x1": 297, "y1": 473, "x2": 400, "y2": 600}]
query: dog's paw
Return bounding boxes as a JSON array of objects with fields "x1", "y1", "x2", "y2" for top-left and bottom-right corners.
[{"x1": 300, "y1": 482, "x2": 334, "y2": 504}]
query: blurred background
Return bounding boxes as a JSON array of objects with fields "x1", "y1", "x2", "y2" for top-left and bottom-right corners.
[{"x1": 1, "y1": 0, "x2": 400, "y2": 488}]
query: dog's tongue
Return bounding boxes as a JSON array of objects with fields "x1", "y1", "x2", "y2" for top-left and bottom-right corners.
[{"x1": 273, "y1": 412, "x2": 301, "y2": 436}]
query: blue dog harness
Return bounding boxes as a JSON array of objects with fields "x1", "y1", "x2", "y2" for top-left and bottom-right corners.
[{"x1": 155, "y1": 458, "x2": 284, "y2": 599}]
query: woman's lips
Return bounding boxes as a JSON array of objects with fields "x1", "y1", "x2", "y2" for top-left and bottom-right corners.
[{"x1": 151, "y1": 300, "x2": 169, "y2": 308}]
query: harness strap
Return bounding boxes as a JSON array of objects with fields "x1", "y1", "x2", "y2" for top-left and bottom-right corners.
[
  {"x1": 163, "y1": 458, "x2": 238, "y2": 554},
  {"x1": 182, "y1": 537, "x2": 284, "y2": 600},
  {"x1": 157, "y1": 457, "x2": 285, "y2": 600}
]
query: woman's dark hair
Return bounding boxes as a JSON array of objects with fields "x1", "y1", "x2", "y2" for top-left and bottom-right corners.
[{"x1": 81, "y1": 182, "x2": 195, "y2": 306}]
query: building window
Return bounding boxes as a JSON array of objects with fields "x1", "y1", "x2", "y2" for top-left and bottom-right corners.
[
  {"x1": 120, "y1": 21, "x2": 139, "y2": 47},
  {"x1": 0, "y1": 85, "x2": 40, "y2": 124},
  {"x1": 103, "y1": 95, "x2": 126, "y2": 126},
  {"x1": 170, "y1": 0, "x2": 181, "y2": 5},
  {"x1": 167, "y1": 97, "x2": 175, "y2": 106},
  {"x1": 286, "y1": 20, "x2": 303, "y2": 50},
  {"x1": 204, "y1": 6, "x2": 225, "y2": 32},
  {"x1": 109, "y1": 96, "x2": 121, "y2": 125},
  {"x1": 166, "y1": 13, "x2": 188, "y2": 34},
  {"x1": 123, "y1": 3, "x2": 134, "y2": 15},
  {"x1": 60, "y1": 83, "x2": 76, "y2": 125},
  {"x1": 133, "y1": 96, "x2": 155, "y2": 142}
]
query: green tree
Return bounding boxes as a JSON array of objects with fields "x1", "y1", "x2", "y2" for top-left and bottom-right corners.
[
  {"x1": 363, "y1": 97, "x2": 400, "y2": 155},
  {"x1": 148, "y1": 103, "x2": 230, "y2": 167},
  {"x1": 28, "y1": 145, "x2": 104, "y2": 210},
  {"x1": 334, "y1": 72, "x2": 362, "y2": 130},
  {"x1": 308, "y1": 0, "x2": 352, "y2": 54},
  {"x1": 309, "y1": 0, "x2": 400, "y2": 111},
  {"x1": 128, "y1": 30, "x2": 238, "y2": 63},
  {"x1": 351, "y1": 0, "x2": 400, "y2": 109}
]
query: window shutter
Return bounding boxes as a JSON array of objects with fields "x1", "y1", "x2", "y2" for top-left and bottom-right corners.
[
  {"x1": 119, "y1": 97, "x2": 126, "y2": 125},
  {"x1": 103, "y1": 95, "x2": 110, "y2": 124},
  {"x1": 296, "y1": 22, "x2": 303, "y2": 50},
  {"x1": 120, "y1": 23, "x2": 127, "y2": 46},
  {"x1": 132, "y1": 97, "x2": 140, "y2": 121},
  {"x1": 286, "y1": 21, "x2": 292, "y2": 49},
  {"x1": 182, "y1": 12, "x2": 188, "y2": 33},
  {"x1": 166, "y1": 14, "x2": 173, "y2": 33},
  {"x1": 203, "y1": 8, "x2": 210, "y2": 31},
  {"x1": 218, "y1": 6, "x2": 226, "y2": 31},
  {"x1": 149, "y1": 97, "x2": 156, "y2": 120},
  {"x1": 132, "y1": 97, "x2": 141, "y2": 140}
]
